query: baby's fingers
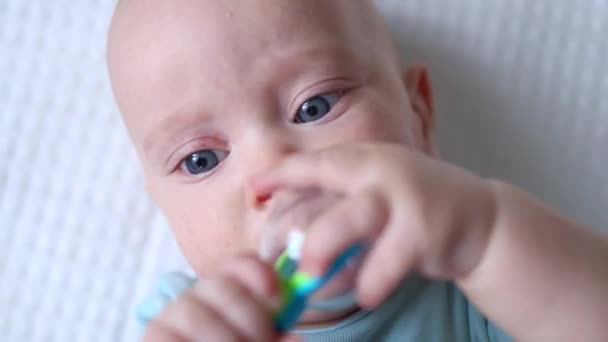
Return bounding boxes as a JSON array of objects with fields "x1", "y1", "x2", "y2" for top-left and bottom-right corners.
[
  {"x1": 357, "y1": 217, "x2": 418, "y2": 308},
  {"x1": 299, "y1": 191, "x2": 388, "y2": 277},
  {"x1": 252, "y1": 145, "x2": 374, "y2": 195},
  {"x1": 219, "y1": 254, "x2": 281, "y2": 305},
  {"x1": 146, "y1": 257, "x2": 282, "y2": 342},
  {"x1": 191, "y1": 277, "x2": 278, "y2": 341},
  {"x1": 150, "y1": 290, "x2": 244, "y2": 342},
  {"x1": 144, "y1": 322, "x2": 187, "y2": 342}
]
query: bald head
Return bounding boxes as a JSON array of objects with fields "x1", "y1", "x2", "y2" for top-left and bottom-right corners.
[
  {"x1": 107, "y1": 0, "x2": 400, "y2": 140},
  {"x1": 104, "y1": 0, "x2": 434, "y2": 282}
]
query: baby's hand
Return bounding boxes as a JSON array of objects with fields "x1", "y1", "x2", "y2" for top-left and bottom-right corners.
[
  {"x1": 253, "y1": 143, "x2": 497, "y2": 308},
  {"x1": 143, "y1": 256, "x2": 293, "y2": 342}
]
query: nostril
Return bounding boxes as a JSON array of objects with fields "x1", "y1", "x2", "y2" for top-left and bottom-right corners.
[{"x1": 254, "y1": 192, "x2": 273, "y2": 209}]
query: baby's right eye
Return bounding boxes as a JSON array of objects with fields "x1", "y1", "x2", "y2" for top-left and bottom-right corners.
[{"x1": 180, "y1": 149, "x2": 229, "y2": 176}]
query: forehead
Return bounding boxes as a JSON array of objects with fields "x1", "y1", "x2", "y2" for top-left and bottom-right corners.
[
  {"x1": 112, "y1": 0, "x2": 374, "y2": 85},
  {"x1": 109, "y1": 0, "x2": 388, "y2": 144}
]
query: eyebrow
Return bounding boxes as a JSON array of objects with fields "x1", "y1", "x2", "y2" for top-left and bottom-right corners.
[
  {"x1": 142, "y1": 109, "x2": 214, "y2": 166},
  {"x1": 142, "y1": 44, "x2": 362, "y2": 166}
]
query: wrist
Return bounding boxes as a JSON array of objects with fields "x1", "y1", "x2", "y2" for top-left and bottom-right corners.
[{"x1": 450, "y1": 178, "x2": 501, "y2": 282}]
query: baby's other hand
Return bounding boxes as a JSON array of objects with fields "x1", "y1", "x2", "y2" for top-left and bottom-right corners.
[
  {"x1": 143, "y1": 256, "x2": 293, "y2": 342},
  {"x1": 253, "y1": 143, "x2": 497, "y2": 308}
]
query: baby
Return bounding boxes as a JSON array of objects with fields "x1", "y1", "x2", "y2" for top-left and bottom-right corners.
[{"x1": 107, "y1": 0, "x2": 608, "y2": 341}]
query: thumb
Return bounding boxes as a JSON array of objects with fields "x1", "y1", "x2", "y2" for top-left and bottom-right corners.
[{"x1": 252, "y1": 147, "x2": 366, "y2": 196}]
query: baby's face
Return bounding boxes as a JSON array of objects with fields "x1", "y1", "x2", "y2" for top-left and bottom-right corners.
[{"x1": 109, "y1": 0, "x2": 434, "y2": 276}]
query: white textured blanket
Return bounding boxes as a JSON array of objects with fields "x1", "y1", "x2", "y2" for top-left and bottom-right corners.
[{"x1": 1, "y1": 0, "x2": 606, "y2": 341}]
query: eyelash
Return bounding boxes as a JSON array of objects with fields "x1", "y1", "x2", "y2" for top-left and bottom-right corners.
[
  {"x1": 169, "y1": 138, "x2": 229, "y2": 179},
  {"x1": 172, "y1": 87, "x2": 351, "y2": 180},
  {"x1": 291, "y1": 92, "x2": 343, "y2": 123},
  {"x1": 178, "y1": 149, "x2": 229, "y2": 177}
]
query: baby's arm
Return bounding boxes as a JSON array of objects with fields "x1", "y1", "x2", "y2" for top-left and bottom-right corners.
[
  {"x1": 253, "y1": 143, "x2": 608, "y2": 341},
  {"x1": 458, "y1": 181, "x2": 608, "y2": 341}
]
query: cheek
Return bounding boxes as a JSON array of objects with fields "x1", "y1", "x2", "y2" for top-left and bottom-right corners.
[
  {"x1": 148, "y1": 179, "x2": 253, "y2": 276},
  {"x1": 332, "y1": 101, "x2": 418, "y2": 147},
  {"x1": 171, "y1": 215, "x2": 238, "y2": 276}
]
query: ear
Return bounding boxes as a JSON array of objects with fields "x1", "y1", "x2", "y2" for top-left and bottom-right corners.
[{"x1": 403, "y1": 64, "x2": 437, "y2": 156}]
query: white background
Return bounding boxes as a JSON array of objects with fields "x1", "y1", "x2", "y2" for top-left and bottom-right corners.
[{"x1": 1, "y1": 1, "x2": 606, "y2": 341}]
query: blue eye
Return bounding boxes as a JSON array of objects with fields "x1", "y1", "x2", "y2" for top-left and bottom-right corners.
[
  {"x1": 294, "y1": 94, "x2": 340, "y2": 124},
  {"x1": 180, "y1": 150, "x2": 228, "y2": 175}
]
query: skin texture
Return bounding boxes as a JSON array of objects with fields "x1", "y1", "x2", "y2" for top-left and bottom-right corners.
[
  {"x1": 108, "y1": 0, "x2": 433, "y2": 275},
  {"x1": 108, "y1": 0, "x2": 608, "y2": 341},
  {"x1": 108, "y1": 0, "x2": 436, "y2": 326}
]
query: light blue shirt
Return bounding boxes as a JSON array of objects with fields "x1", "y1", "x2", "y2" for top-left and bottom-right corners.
[
  {"x1": 137, "y1": 273, "x2": 513, "y2": 341},
  {"x1": 296, "y1": 275, "x2": 512, "y2": 341}
]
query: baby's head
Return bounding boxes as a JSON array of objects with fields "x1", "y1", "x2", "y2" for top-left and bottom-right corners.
[{"x1": 108, "y1": 0, "x2": 434, "y2": 277}]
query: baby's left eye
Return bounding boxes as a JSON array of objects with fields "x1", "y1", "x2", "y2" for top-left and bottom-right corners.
[{"x1": 293, "y1": 94, "x2": 340, "y2": 124}]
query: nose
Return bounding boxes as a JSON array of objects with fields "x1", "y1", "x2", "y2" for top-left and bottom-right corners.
[{"x1": 242, "y1": 124, "x2": 299, "y2": 207}]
